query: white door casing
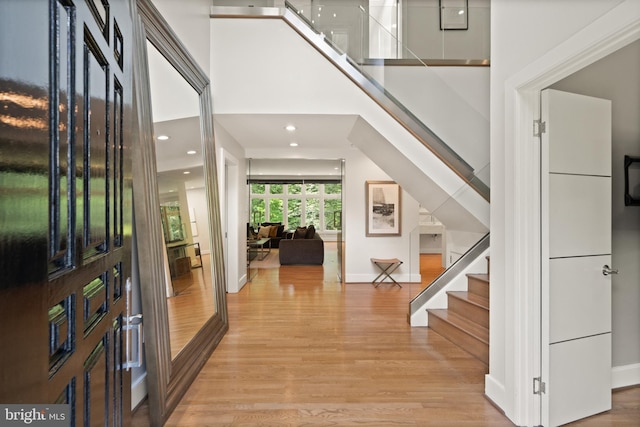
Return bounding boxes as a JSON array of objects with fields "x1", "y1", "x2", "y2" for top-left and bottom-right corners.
[{"x1": 541, "y1": 89, "x2": 613, "y2": 426}]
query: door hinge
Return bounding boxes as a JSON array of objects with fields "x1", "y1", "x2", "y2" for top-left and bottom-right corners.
[
  {"x1": 533, "y1": 377, "x2": 546, "y2": 395},
  {"x1": 533, "y1": 119, "x2": 546, "y2": 137}
]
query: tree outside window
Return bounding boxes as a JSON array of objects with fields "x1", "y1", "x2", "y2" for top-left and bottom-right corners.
[
  {"x1": 305, "y1": 183, "x2": 319, "y2": 194},
  {"x1": 251, "y1": 198, "x2": 265, "y2": 225},
  {"x1": 289, "y1": 183, "x2": 302, "y2": 194},
  {"x1": 305, "y1": 199, "x2": 320, "y2": 226},
  {"x1": 287, "y1": 199, "x2": 301, "y2": 229},
  {"x1": 324, "y1": 183, "x2": 341, "y2": 194},
  {"x1": 269, "y1": 198, "x2": 283, "y2": 223},
  {"x1": 324, "y1": 199, "x2": 342, "y2": 230},
  {"x1": 270, "y1": 184, "x2": 283, "y2": 194},
  {"x1": 251, "y1": 183, "x2": 265, "y2": 194}
]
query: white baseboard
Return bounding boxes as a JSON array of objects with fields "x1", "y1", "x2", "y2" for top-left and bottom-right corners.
[
  {"x1": 612, "y1": 363, "x2": 640, "y2": 389},
  {"x1": 131, "y1": 372, "x2": 147, "y2": 410},
  {"x1": 484, "y1": 374, "x2": 506, "y2": 412}
]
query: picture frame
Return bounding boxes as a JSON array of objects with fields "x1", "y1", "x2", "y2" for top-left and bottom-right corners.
[
  {"x1": 366, "y1": 181, "x2": 401, "y2": 236},
  {"x1": 624, "y1": 155, "x2": 640, "y2": 206},
  {"x1": 440, "y1": 0, "x2": 468, "y2": 31}
]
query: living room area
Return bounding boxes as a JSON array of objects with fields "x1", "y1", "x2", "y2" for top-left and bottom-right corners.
[{"x1": 244, "y1": 158, "x2": 447, "y2": 293}]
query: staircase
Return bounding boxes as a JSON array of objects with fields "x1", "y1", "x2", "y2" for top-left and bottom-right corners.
[{"x1": 427, "y1": 257, "x2": 490, "y2": 365}]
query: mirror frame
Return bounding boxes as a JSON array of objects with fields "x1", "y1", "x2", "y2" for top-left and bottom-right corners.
[{"x1": 132, "y1": 0, "x2": 228, "y2": 424}]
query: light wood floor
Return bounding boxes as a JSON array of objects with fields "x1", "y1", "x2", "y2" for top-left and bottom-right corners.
[
  {"x1": 167, "y1": 253, "x2": 216, "y2": 358},
  {"x1": 133, "y1": 245, "x2": 639, "y2": 426}
]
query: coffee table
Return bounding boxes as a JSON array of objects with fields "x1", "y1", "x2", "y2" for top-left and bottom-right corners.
[{"x1": 248, "y1": 237, "x2": 271, "y2": 260}]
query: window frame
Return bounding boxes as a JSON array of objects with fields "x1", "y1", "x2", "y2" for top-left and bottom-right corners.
[{"x1": 249, "y1": 182, "x2": 341, "y2": 233}]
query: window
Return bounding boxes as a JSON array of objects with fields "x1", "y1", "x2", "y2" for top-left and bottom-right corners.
[
  {"x1": 305, "y1": 199, "x2": 320, "y2": 227},
  {"x1": 269, "y1": 198, "x2": 283, "y2": 222},
  {"x1": 287, "y1": 199, "x2": 302, "y2": 229},
  {"x1": 250, "y1": 182, "x2": 341, "y2": 233},
  {"x1": 324, "y1": 199, "x2": 342, "y2": 230}
]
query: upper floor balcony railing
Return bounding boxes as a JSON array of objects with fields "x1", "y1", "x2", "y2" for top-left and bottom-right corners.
[{"x1": 285, "y1": 0, "x2": 490, "y2": 65}]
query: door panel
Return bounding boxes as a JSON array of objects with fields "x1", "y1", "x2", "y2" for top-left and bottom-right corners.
[
  {"x1": 547, "y1": 90, "x2": 611, "y2": 176},
  {"x1": 549, "y1": 255, "x2": 612, "y2": 343},
  {"x1": 542, "y1": 89, "x2": 612, "y2": 426},
  {"x1": 549, "y1": 174, "x2": 611, "y2": 258},
  {"x1": 549, "y1": 333, "x2": 612, "y2": 426},
  {"x1": 0, "y1": 1, "x2": 134, "y2": 425}
]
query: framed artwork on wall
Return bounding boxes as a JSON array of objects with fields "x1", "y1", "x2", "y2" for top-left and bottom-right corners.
[
  {"x1": 624, "y1": 155, "x2": 640, "y2": 206},
  {"x1": 440, "y1": 0, "x2": 468, "y2": 30},
  {"x1": 366, "y1": 181, "x2": 401, "y2": 236}
]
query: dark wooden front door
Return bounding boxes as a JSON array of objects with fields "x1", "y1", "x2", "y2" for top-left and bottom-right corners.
[{"x1": 0, "y1": 0, "x2": 134, "y2": 425}]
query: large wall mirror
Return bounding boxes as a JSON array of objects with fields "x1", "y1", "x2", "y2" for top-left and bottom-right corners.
[{"x1": 132, "y1": 0, "x2": 228, "y2": 424}]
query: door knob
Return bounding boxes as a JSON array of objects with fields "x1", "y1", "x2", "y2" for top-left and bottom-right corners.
[{"x1": 602, "y1": 265, "x2": 618, "y2": 276}]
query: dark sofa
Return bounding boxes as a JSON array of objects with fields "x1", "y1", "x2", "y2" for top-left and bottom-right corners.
[
  {"x1": 279, "y1": 228, "x2": 324, "y2": 265},
  {"x1": 250, "y1": 222, "x2": 287, "y2": 248}
]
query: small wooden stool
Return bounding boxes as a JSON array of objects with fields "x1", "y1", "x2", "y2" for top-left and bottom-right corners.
[{"x1": 371, "y1": 258, "x2": 403, "y2": 288}]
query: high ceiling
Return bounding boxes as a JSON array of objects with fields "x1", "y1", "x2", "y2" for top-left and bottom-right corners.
[{"x1": 148, "y1": 37, "x2": 354, "y2": 195}]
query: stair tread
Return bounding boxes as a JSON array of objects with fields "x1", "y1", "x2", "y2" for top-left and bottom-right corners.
[
  {"x1": 447, "y1": 291, "x2": 489, "y2": 310},
  {"x1": 466, "y1": 273, "x2": 489, "y2": 283},
  {"x1": 427, "y1": 309, "x2": 489, "y2": 344}
]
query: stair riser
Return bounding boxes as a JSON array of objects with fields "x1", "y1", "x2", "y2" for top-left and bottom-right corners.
[
  {"x1": 468, "y1": 277, "x2": 489, "y2": 299},
  {"x1": 448, "y1": 297, "x2": 489, "y2": 329},
  {"x1": 428, "y1": 314, "x2": 489, "y2": 365}
]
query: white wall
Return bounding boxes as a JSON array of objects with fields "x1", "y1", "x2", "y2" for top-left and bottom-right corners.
[
  {"x1": 186, "y1": 187, "x2": 211, "y2": 254},
  {"x1": 213, "y1": 121, "x2": 249, "y2": 293},
  {"x1": 490, "y1": 0, "x2": 635, "y2": 424},
  {"x1": 343, "y1": 150, "x2": 421, "y2": 283},
  {"x1": 150, "y1": 0, "x2": 212, "y2": 77},
  {"x1": 361, "y1": 64, "x2": 490, "y2": 177},
  {"x1": 403, "y1": 0, "x2": 490, "y2": 60}
]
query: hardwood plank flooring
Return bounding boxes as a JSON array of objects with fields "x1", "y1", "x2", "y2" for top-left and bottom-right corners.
[
  {"x1": 167, "y1": 253, "x2": 216, "y2": 358},
  {"x1": 132, "y1": 245, "x2": 639, "y2": 426}
]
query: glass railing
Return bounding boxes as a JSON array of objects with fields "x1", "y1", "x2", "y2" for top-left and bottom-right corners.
[
  {"x1": 290, "y1": 1, "x2": 490, "y2": 62},
  {"x1": 408, "y1": 226, "x2": 490, "y2": 314}
]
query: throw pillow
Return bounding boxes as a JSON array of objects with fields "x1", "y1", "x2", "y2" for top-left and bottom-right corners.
[
  {"x1": 257, "y1": 225, "x2": 271, "y2": 239},
  {"x1": 305, "y1": 224, "x2": 316, "y2": 239},
  {"x1": 293, "y1": 226, "x2": 307, "y2": 239},
  {"x1": 269, "y1": 225, "x2": 278, "y2": 238}
]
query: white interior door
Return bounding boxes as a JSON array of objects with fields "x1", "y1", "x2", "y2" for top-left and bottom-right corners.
[{"x1": 542, "y1": 89, "x2": 613, "y2": 426}]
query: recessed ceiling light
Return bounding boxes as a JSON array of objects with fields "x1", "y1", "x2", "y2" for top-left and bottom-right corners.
[
  {"x1": 289, "y1": 142, "x2": 299, "y2": 147},
  {"x1": 285, "y1": 125, "x2": 296, "y2": 132},
  {"x1": 187, "y1": 150, "x2": 196, "y2": 155},
  {"x1": 157, "y1": 135, "x2": 169, "y2": 140},
  {"x1": 458, "y1": 9, "x2": 465, "y2": 15},
  {"x1": 183, "y1": 171, "x2": 190, "y2": 175}
]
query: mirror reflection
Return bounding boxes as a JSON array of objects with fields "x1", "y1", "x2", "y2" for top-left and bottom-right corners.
[{"x1": 146, "y1": 40, "x2": 217, "y2": 359}]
